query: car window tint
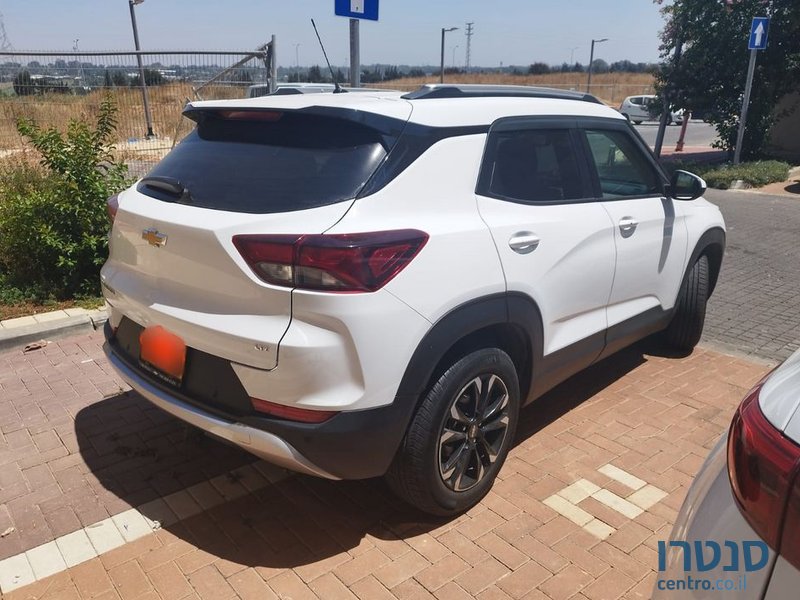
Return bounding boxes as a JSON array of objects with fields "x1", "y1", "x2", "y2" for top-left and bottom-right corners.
[
  {"x1": 585, "y1": 129, "x2": 661, "y2": 199},
  {"x1": 139, "y1": 112, "x2": 388, "y2": 214},
  {"x1": 486, "y1": 129, "x2": 584, "y2": 203},
  {"x1": 630, "y1": 97, "x2": 642, "y2": 106}
]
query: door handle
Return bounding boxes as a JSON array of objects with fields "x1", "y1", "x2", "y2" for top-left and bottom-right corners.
[
  {"x1": 508, "y1": 232, "x2": 540, "y2": 254},
  {"x1": 618, "y1": 217, "x2": 638, "y2": 237}
]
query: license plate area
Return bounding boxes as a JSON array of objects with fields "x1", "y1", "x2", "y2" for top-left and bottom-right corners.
[{"x1": 138, "y1": 325, "x2": 186, "y2": 387}]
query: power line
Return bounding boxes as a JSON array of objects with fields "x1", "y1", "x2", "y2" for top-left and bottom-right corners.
[{"x1": 465, "y1": 22, "x2": 474, "y2": 72}]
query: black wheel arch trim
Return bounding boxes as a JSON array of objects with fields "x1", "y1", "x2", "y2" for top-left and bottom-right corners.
[
  {"x1": 686, "y1": 227, "x2": 725, "y2": 297},
  {"x1": 394, "y1": 292, "x2": 542, "y2": 405}
]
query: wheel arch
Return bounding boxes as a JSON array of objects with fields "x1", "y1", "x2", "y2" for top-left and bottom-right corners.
[
  {"x1": 394, "y1": 292, "x2": 543, "y2": 415},
  {"x1": 688, "y1": 227, "x2": 725, "y2": 296}
]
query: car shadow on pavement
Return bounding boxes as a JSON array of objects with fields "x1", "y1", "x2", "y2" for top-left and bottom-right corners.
[
  {"x1": 74, "y1": 342, "x2": 656, "y2": 569},
  {"x1": 515, "y1": 343, "x2": 647, "y2": 445}
]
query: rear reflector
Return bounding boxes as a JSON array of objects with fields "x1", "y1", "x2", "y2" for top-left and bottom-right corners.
[
  {"x1": 728, "y1": 381, "x2": 800, "y2": 556},
  {"x1": 250, "y1": 397, "x2": 338, "y2": 424},
  {"x1": 233, "y1": 230, "x2": 428, "y2": 292}
]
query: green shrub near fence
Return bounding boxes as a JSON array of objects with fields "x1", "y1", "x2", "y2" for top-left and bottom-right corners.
[{"x1": 0, "y1": 94, "x2": 129, "y2": 301}]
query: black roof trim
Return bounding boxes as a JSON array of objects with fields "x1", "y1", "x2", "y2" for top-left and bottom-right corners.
[{"x1": 401, "y1": 84, "x2": 604, "y2": 105}]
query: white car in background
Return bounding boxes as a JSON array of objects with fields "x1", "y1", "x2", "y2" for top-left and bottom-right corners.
[
  {"x1": 655, "y1": 350, "x2": 800, "y2": 598},
  {"x1": 620, "y1": 94, "x2": 684, "y2": 125}
]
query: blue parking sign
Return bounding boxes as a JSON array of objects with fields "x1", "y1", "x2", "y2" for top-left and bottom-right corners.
[
  {"x1": 335, "y1": 0, "x2": 379, "y2": 21},
  {"x1": 748, "y1": 17, "x2": 769, "y2": 50}
]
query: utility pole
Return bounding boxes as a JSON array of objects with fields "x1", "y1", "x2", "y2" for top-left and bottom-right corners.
[
  {"x1": 440, "y1": 27, "x2": 458, "y2": 83},
  {"x1": 586, "y1": 38, "x2": 608, "y2": 93},
  {"x1": 465, "y1": 22, "x2": 474, "y2": 73},
  {"x1": 350, "y1": 19, "x2": 360, "y2": 87},
  {"x1": 128, "y1": 0, "x2": 155, "y2": 139}
]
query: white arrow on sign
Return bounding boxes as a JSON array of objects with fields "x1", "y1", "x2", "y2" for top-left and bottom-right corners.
[
  {"x1": 754, "y1": 22, "x2": 765, "y2": 47},
  {"x1": 350, "y1": 0, "x2": 365, "y2": 13}
]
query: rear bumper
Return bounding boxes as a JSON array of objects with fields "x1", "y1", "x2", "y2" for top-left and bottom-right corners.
[
  {"x1": 103, "y1": 322, "x2": 416, "y2": 480},
  {"x1": 104, "y1": 343, "x2": 339, "y2": 479}
]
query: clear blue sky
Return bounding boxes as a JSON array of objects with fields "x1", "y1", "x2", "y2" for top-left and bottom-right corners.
[{"x1": 3, "y1": 1, "x2": 667, "y2": 67}]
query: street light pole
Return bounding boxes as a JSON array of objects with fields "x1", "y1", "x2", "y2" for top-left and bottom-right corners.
[
  {"x1": 586, "y1": 37, "x2": 608, "y2": 93},
  {"x1": 440, "y1": 27, "x2": 458, "y2": 84},
  {"x1": 128, "y1": 0, "x2": 154, "y2": 138}
]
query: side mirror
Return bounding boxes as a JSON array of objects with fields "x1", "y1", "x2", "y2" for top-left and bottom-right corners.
[{"x1": 669, "y1": 170, "x2": 707, "y2": 201}]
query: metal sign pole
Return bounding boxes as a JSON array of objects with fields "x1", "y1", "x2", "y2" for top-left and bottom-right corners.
[
  {"x1": 350, "y1": 18, "x2": 360, "y2": 87},
  {"x1": 733, "y1": 49, "x2": 757, "y2": 165}
]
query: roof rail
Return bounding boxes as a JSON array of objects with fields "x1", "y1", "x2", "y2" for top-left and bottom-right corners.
[{"x1": 401, "y1": 84, "x2": 603, "y2": 105}]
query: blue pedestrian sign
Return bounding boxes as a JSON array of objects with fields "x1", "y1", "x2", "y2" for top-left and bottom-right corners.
[
  {"x1": 335, "y1": 0, "x2": 379, "y2": 21},
  {"x1": 748, "y1": 17, "x2": 769, "y2": 50}
]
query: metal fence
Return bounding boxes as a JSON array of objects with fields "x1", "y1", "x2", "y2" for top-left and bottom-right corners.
[{"x1": 0, "y1": 49, "x2": 273, "y2": 167}]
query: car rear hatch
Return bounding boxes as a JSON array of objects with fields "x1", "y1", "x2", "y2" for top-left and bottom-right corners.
[{"x1": 102, "y1": 101, "x2": 411, "y2": 372}]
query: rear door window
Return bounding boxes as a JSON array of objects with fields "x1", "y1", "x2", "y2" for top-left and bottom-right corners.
[
  {"x1": 478, "y1": 128, "x2": 589, "y2": 204},
  {"x1": 139, "y1": 111, "x2": 392, "y2": 214}
]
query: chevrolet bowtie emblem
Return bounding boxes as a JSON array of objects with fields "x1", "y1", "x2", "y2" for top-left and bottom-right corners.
[{"x1": 142, "y1": 228, "x2": 167, "y2": 247}]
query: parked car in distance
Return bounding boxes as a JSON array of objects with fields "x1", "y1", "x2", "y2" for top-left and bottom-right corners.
[
  {"x1": 655, "y1": 350, "x2": 800, "y2": 598},
  {"x1": 102, "y1": 84, "x2": 725, "y2": 515},
  {"x1": 619, "y1": 94, "x2": 684, "y2": 125}
]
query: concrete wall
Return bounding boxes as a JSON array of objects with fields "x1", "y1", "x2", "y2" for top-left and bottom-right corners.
[{"x1": 768, "y1": 93, "x2": 800, "y2": 162}]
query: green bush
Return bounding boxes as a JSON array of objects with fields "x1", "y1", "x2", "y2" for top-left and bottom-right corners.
[
  {"x1": 0, "y1": 94, "x2": 129, "y2": 300},
  {"x1": 701, "y1": 160, "x2": 791, "y2": 190}
]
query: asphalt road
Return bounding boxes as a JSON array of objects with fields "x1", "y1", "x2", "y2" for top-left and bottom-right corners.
[
  {"x1": 634, "y1": 120, "x2": 719, "y2": 150},
  {"x1": 701, "y1": 188, "x2": 800, "y2": 362}
]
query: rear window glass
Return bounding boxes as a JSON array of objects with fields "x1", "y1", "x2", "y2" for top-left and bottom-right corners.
[{"x1": 139, "y1": 111, "x2": 389, "y2": 214}]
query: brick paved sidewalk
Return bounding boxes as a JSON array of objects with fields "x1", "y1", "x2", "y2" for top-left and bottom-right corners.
[{"x1": 0, "y1": 331, "x2": 770, "y2": 599}]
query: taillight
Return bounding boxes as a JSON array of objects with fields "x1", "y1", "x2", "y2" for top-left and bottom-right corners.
[
  {"x1": 249, "y1": 397, "x2": 338, "y2": 424},
  {"x1": 107, "y1": 194, "x2": 120, "y2": 225},
  {"x1": 232, "y1": 230, "x2": 428, "y2": 292},
  {"x1": 728, "y1": 382, "x2": 800, "y2": 559},
  {"x1": 782, "y1": 472, "x2": 800, "y2": 569}
]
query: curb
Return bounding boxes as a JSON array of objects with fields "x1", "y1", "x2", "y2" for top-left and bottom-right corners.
[{"x1": 0, "y1": 311, "x2": 108, "y2": 353}]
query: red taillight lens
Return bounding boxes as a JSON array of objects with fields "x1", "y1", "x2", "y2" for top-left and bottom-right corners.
[
  {"x1": 781, "y1": 473, "x2": 800, "y2": 569},
  {"x1": 250, "y1": 397, "x2": 338, "y2": 424},
  {"x1": 728, "y1": 383, "x2": 800, "y2": 552},
  {"x1": 107, "y1": 194, "x2": 120, "y2": 225},
  {"x1": 232, "y1": 230, "x2": 428, "y2": 292}
]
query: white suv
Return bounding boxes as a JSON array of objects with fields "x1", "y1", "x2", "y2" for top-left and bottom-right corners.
[{"x1": 102, "y1": 84, "x2": 725, "y2": 515}]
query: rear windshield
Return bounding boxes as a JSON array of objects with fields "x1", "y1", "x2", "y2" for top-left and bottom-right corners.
[{"x1": 139, "y1": 111, "x2": 389, "y2": 214}]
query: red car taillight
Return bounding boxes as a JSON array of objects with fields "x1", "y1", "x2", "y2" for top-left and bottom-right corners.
[
  {"x1": 728, "y1": 381, "x2": 800, "y2": 568},
  {"x1": 249, "y1": 397, "x2": 338, "y2": 424},
  {"x1": 232, "y1": 230, "x2": 428, "y2": 292}
]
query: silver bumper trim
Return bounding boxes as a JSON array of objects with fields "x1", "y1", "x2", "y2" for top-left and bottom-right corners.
[{"x1": 103, "y1": 345, "x2": 339, "y2": 480}]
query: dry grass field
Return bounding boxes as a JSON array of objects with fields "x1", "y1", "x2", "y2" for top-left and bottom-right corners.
[{"x1": 0, "y1": 72, "x2": 654, "y2": 157}]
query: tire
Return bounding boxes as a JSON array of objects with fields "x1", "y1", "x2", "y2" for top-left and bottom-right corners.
[
  {"x1": 385, "y1": 348, "x2": 520, "y2": 516},
  {"x1": 664, "y1": 255, "x2": 709, "y2": 351}
]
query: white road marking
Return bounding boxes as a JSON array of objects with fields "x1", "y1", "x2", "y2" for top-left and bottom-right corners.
[
  {"x1": 544, "y1": 464, "x2": 667, "y2": 540},
  {"x1": 0, "y1": 462, "x2": 288, "y2": 594}
]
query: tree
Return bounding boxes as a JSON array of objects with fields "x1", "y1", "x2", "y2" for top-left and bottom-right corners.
[
  {"x1": 307, "y1": 65, "x2": 324, "y2": 83},
  {"x1": 112, "y1": 71, "x2": 128, "y2": 87},
  {"x1": 590, "y1": 58, "x2": 609, "y2": 74},
  {"x1": 654, "y1": 0, "x2": 800, "y2": 158},
  {"x1": 130, "y1": 68, "x2": 165, "y2": 87},
  {"x1": 13, "y1": 70, "x2": 34, "y2": 96},
  {"x1": 528, "y1": 62, "x2": 550, "y2": 75},
  {"x1": 104, "y1": 69, "x2": 113, "y2": 88}
]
